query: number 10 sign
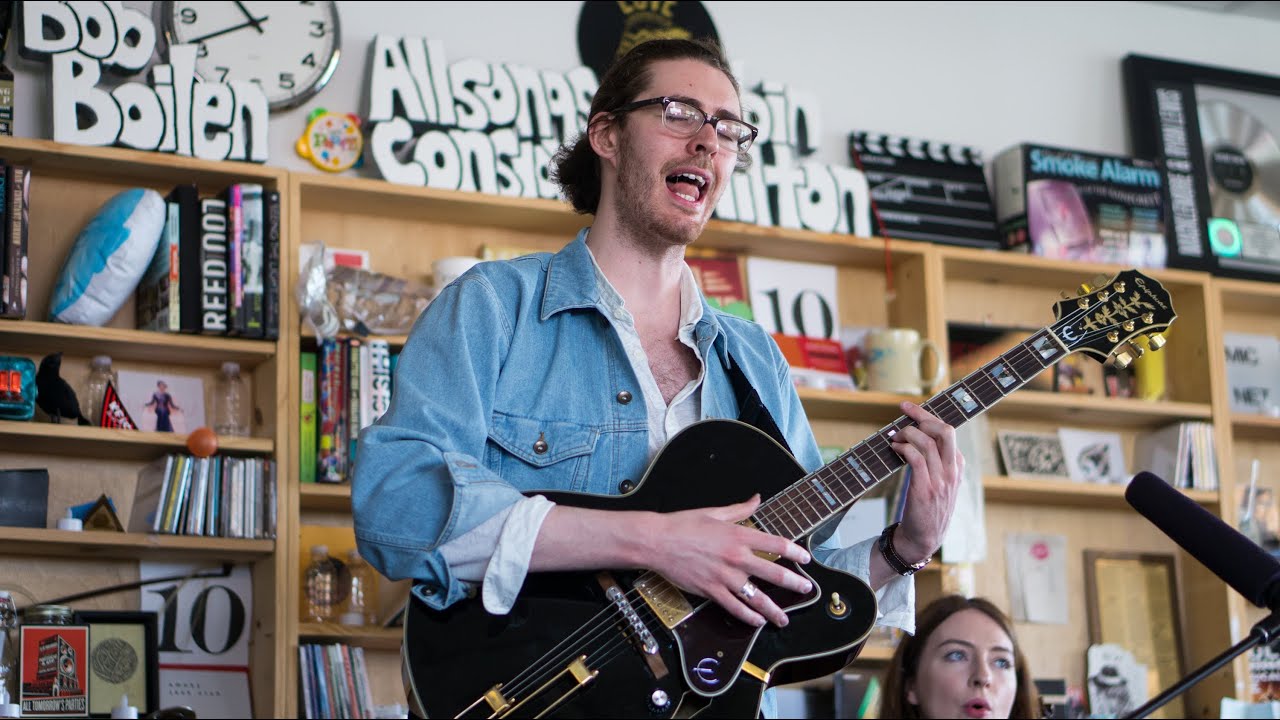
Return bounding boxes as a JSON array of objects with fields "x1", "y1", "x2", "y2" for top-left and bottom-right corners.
[
  {"x1": 140, "y1": 563, "x2": 253, "y2": 667},
  {"x1": 745, "y1": 256, "x2": 841, "y2": 340}
]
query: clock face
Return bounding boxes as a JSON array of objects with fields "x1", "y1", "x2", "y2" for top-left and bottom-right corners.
[{"x1": 164, "y1": 1, "x2": 341, "y2": 111}]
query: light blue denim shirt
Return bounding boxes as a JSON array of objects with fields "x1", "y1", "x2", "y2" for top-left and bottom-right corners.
[{"x1": 353, "y1": 229, "x2": 913, "y2": 634}]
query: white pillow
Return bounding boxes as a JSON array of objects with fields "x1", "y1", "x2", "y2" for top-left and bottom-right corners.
[{"x1": 49, "y1": 188, "x2": 166, "y2": 326}]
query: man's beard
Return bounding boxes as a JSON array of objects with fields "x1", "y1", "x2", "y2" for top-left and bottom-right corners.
[{"x1": 614, "y1": 133, "x2": 709, "y2": 251}]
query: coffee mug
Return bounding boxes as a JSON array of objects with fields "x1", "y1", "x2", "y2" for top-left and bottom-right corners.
[
  {"x1": 863, "y1": 328, "x2": 944, "y2": 394},
  {"x1": 433, "y1": 256, "x2": 481, "y2": 292}
]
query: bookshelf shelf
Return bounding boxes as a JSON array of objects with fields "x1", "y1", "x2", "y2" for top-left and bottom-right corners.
[
  {"x1": 1231, "y1": 412, "x2": 1280, "y2": 441},
  {"x1": 0, "y1": 320, "x2": 278, "y2": 368},
  {"x1": 300, "y1": 483, "x2": 352, "y2": 511},
  {"x1": 982, "y1": 475, "x2": 1219, "y2": 509},
  {"x1": 297, "y1": 623, "x2": 402, "y2": 651},
  {"x1": 797, "y1": 387, "x2": 1210, "y2": 428},
  {"x1": 0, "y1": 526, "x2": 274, "y2": 560},
  {"x1": 0, "y1": 420, "x2": 273, "y2": 460}
]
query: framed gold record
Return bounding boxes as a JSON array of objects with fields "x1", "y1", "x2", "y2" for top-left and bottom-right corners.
[{"x1": 1124, "y1": 54, "x2": 1280, "y2": 283}]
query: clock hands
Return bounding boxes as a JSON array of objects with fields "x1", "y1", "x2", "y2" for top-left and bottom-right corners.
[
  {"x1": 233, "y1": 1, "x2": 266, "y2": 34},
  {"x1": 186, "y1": 14, "x2": 270, "y2": 45}
]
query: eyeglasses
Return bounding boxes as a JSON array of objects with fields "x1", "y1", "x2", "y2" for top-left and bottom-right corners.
[{"x1": 606, "y1": 96, "x2": 759, "y2": 153}]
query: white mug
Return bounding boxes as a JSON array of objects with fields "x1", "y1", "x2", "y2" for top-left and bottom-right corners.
[
  {"x1": 863, "y1": 328, "x2": 944, "y2": 394},
  {"x1": 433, "y1": 256, "x2": 481, "y2": 292}
]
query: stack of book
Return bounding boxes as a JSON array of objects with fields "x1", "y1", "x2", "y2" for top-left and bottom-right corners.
[
  {"x1": 1132, "y1": 421, "x2": 1219, "y2": 491},
  {"x1": 135, "y1": 182, "x2": 281, "y2": 339},
  {"x1": 301, "y1": 338, "x2": 395, "y2": 484},
  {"x1": 299, "y1": 642, "x2": 375, "y2": 719},
  {"x1": 128, "y1": 453, "x2": 278, "y2": 538}
]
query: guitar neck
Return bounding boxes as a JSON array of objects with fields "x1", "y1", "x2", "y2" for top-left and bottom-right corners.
[{"x1": 751, "y1": 327, "x2": 1071, "y2": 541}]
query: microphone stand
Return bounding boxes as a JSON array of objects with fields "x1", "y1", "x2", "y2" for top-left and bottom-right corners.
[{"x1": 1125, "y1": 609, "x2": 1280, "y2": 719}]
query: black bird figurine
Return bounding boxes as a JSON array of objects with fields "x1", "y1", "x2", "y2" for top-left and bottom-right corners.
[{"x1": 36, "y1": 352, "x2": 91, "y2": 425}]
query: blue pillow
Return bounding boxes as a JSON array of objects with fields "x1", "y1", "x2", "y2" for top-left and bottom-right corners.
[{"x1": 50, "y1": 188, "x2": 166, "y2": 326}]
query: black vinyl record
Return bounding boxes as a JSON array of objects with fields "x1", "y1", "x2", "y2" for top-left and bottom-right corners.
[{"x1": 577, "y1": 0, "x2": 720, "y2": 81}]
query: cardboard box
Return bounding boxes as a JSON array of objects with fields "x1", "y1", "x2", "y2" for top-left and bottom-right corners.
[{"x1": 992, "y1": 143, "x2": 1167, "y2": 268}]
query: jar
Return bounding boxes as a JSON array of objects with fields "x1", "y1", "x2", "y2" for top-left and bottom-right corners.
[{"x1": 20, "y1": 605, "x2": 73, "y2": 626}]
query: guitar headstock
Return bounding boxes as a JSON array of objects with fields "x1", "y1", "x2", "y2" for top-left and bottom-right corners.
[{"x1": 1051, "y1": 269, "x2": 1176, "y2": 367}]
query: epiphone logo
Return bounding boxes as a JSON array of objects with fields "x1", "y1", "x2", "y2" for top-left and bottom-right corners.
[
  {"x1": 691, "y1": 657, "x2": 720, "y2": 685},
  {"x1": 1133, "y1": 276, "x2": 1170, "y2": 310}
]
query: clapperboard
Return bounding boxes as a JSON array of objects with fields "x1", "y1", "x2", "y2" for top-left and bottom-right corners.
[{"x1": 849, "y1": 131, "x2": 1001, "y2": 249}]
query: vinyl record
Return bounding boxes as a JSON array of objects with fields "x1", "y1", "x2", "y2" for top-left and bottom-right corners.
[{"x1": 1196, "y1": 99, "x2": 1280, "y2": 226}]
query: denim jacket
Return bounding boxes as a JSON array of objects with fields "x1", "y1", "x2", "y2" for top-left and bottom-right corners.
[{"x1": 353, "y1": 230, "x2": 912, "y2": 631}]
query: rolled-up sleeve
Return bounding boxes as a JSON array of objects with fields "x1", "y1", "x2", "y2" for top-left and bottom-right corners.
[{"x1": 352, "y1": 273, "x2": 525, "y2": 610}]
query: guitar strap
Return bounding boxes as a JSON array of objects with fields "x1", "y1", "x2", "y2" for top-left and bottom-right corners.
[{"x1": 725, "y1": 352, "x2": 793, "y2": 455}]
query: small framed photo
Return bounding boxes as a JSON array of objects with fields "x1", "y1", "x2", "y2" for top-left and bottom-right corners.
[
  {"x1": 116, "y1": 370, "x2": 206, "y2": 434},
  {"x1": 1058, "y1": 428, "x2": 1129, "y2": 484},
  {"x1": 71, "y1": 610, "x2": 159, "y2": 718},
  {"x1": 996, "y1": 430, "x2": 1069, "y2": 479},
  {"x1": 20, "y1": 624, "x2": 90, "y2": 717}
]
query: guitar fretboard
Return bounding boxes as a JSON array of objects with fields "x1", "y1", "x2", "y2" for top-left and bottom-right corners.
[{"x1": 750, "y1": 328, "x2": 1069, "y2": 541}]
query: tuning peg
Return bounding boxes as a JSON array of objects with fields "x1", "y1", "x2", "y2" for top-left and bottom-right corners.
[
  {"x1": 1127, "y1": 341, "x2": 1146, "y2": 360},
  {"x1": 1060, "y1": 291, "x2": 1073, "y2": 301},
  {"x1": 1113, "y1": 280, "x2": 1126, "y2": 294},
  {"x1": 1122, "y1": 320, "x2": 1135, "y2": 332},
  {"x1": 1092, "y1": 274, "x2": 1110, "y2": 288},
  {"x1": 1113, "y1": 348, "x2": 1136, "y2": 369},
  {"x1": 1078, "y1": 283, "x2": 1093, "y2": 296},
  {"x1": 1147, "y1": 332, "x2": 1167, "y2": 351}
]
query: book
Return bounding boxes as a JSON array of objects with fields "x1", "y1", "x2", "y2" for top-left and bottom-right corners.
[
  {"x1": 238, "y1": 183, "x2": 265, "y2": 338},
  {"x1": 169, "y1": 184, "x2": 202, "y2": 333},
  {"x1": 222, "y1": 185, "x2": 244, "y2": 335},
  {"x1": 127, "y1": 455, "x2": 174, "y2": 533},
  {"x1": 685, "y1": 249, "x2": 753, "y2": 320},
  {"x1": 199, "y1": 196, "x2": 230, "y2": 334},
  {"x1": 136, "y1": 197, "x2": 180, "y2": 331},
  {"x1": 0, "y1": 467, "x2": 48, "y2": 528},
  {"x1": 263, "y1": 189, "x2": 281, "y2": 340},
  {"x1": 300, "y1": 351, "x2": 317, "y2": 484},
  {"x1": 2, "y1": 163, "x2": 28, "y2": 319}
]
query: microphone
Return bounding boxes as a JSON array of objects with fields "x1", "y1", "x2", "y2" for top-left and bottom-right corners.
[{"x1": 1125, "y1": 471, "x2": 1280, "y2": 610}]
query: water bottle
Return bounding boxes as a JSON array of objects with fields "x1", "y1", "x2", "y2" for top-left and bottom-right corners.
[
  {"x1": 302, "y1": 545, "x2": 340, "y2": 623},
  {"x1": 212, "y1": 361, "x2": 250, "y2": 437},
  {"x1": 339, "y1": 549, "x2": 379, "y2": 627},
  {"x1": 81, "y1": 355, "x2": 117, "y2": 426}
]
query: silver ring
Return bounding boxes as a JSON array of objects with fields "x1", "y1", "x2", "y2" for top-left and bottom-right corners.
[{"x1": 738, "y1": 581, "x2": 757, "y2": 601}]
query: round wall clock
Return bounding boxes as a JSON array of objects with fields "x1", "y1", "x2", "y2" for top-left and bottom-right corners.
[{"x1": 162, "y1": 1, "x2": 342, "y2": 112}]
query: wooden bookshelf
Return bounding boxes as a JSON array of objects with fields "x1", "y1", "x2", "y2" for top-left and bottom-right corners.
[
  {"x1": 0, "y1": 526, "x2": 274, "y2": 561},
  {"x1": 0, "y1": 419, "x2": 274, "y2": 460},
  {"x1": 297, "y1": 623, "x2": 403, "y2": 651},
  {"x1": 300, "y1": 483, "x2": 352, "y2": 511},
  {"x1": 982, "y1": 475, "x2": 1219, "y2": 509},
  {"x1": 1231, "y1": 412, "x2": 1280, "y2": 442},
  {"x1": 0, "y1": 320, "x2": 277, "y2": 368}
]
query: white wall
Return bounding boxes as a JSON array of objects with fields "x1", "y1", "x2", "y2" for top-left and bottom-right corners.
[{"x1": 10, "y1": 1, "x2": 1280, "y2": 174}]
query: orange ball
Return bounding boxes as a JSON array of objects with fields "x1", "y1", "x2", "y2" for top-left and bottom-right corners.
[{"x1": 187, "y1": 426, "x2": 219, "y2": 458}]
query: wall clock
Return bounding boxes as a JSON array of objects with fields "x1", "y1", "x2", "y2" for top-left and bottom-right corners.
[{"x1": 162, "y1": 1, "x2": 341, "y2": 112}]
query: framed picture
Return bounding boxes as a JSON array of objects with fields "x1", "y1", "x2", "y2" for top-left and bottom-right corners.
[
  {"x1": 1123, "y1": 54, "x2": 1280, "y2": 283},
  {"x1": 71, "y1": 610, "x2": 159, "y2": 718},
  {"x1": 19, "y1": 623, "x2": 89, "y2": 717},
  {"x1": 1058, "y1": 428, "x2": 1128, "y2": 485},
  {"x1": 996, "y1": 430, "x2": 1069, "y2": 479},
  {"x1": 115, "y1": 369, "x2": 206, "y2": 434},
  {"x1": 1083, "y1": 551, "x2": 1188, "y2": 718}
]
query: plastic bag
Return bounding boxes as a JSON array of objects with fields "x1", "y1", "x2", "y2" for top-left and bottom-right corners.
[
  {"x1": 328, "y1": 264, "x2": 433, "y2": 335},
  {"x1": 296, "y1": 242, "x2": 341, "y2": 340}
]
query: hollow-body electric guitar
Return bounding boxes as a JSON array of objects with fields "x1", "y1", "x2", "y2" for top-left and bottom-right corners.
[{"x1": 404, "y1": 269, "x2": 1176, "y2": 718}]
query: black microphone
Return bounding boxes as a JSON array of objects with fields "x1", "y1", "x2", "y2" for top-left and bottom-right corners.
[{"x1": 1125, "y1": 471, "x2": 1280, "y2": 609}]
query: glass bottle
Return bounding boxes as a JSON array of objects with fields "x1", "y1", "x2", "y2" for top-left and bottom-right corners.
[
  {"x1": 212, "y1": 361, "x2": 250, "y2": 437},
  {"x1": 302, "y1": 545, "x2": 339, "y2": 623},
  {"x1": 339, "y1": 549, "x2": 378, "y2": 627},
  {"x1": 81, "y1": 355, "x2": 117, "y2": 426}
]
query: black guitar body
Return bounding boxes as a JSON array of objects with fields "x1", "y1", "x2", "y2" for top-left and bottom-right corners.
[{"x1": 405, "y1": 420, "x2": 878, "y2": 718}]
